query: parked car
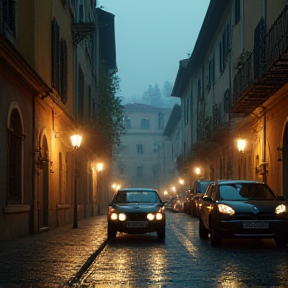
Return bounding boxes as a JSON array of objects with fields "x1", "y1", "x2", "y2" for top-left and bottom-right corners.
[
  {"x1": 198, "y1": 180, "x2": 288, "y2": 247},
  {"x1": 107, "y1": 188, "x2": 166, "y2": 241},
  {"x1": 171, "y1": 193, "x2": 185, "y2": 213},
  {"x1": 190, "y1": 180, "x2": 212, "y2": 216},
  {"x1": 184, "y1": 189, "x2": 193, "y2": 214}
]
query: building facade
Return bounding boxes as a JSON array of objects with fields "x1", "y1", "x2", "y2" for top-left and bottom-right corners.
[
  {"x1": 172, "y1": 0, "x2": 288, "y2": 198},
  {"x1": 112, "y1": 104, "x2": 171, "y2": 198},
  {"x1": 0, "y1": 0, "x2": 116, "y2": 241}
]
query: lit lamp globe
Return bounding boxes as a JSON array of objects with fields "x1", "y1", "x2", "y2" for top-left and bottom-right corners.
[
  {"x1": 97, "y1": 163, "x2": 104, "y2": 172},
  {"x1": 70, "y1": 134, "x2": 82, "y2": 149},
  {"x1": 237, "y1": 139, "x2": 246, "y2": 153}
]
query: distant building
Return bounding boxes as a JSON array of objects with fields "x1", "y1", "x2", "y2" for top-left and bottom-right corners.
[{"x1": 112, "y1": 103, "x2": 171, "y2": 196}]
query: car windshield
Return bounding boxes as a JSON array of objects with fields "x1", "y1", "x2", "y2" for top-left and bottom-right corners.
[
  {"x1": 114, "y1": 191, "x2": 160, "y2": 203},
  {"x1": 219, "y1": 183, "x2": 276, "y2": 201},
  {"x1": 196, "y1": 181, "x2": 211, "y2": 194}
]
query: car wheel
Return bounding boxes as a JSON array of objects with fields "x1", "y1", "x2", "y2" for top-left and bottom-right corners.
[
  {"x1": 274, "y1": 237, "x2": 288, "y2": 248},
  {"x1": 210, "y1": 222, "x2": 221, "y2": 247},
  {"x1": 157, "y1": 227, "x2": 165, "y2": 242},
  {"x1": 107, "y1": 224, "x2": 117, "y2": 239},
  {"x1": 199, "y1": 217, "x2": 209, "y2": 239}
]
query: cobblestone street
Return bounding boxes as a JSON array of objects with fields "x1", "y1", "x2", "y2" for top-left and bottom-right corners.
[
  {"x1": 0, "y1": 215, "x2": 108, "y2": 288},
  {"x1": 1, "y1": 212, "x2": 288, "y2": 287}
]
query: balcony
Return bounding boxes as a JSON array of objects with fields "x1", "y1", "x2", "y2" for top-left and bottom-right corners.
[{"x1": 232, "y1": 5, "x2": 288, "y2": 113}]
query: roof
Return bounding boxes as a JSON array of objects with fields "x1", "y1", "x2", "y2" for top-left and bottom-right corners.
[
  {"x1": 124, "y1": 103, "x2": 168, "y2": 113},
  {"x1": 171, "y1": 0, "x2": 230, "y2": 98}
]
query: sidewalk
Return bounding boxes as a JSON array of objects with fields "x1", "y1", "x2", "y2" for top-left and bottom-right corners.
[{"x1": 0, "y1": 214, "x2": 108, "y2": 288}]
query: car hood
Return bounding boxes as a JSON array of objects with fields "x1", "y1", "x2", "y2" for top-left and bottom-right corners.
[
  {"x1": 218, "y1": 200, "x2": 284, "y2": 214},
  {"x1": 111, "y1": 203, "x2": 162, "y2": 213}
]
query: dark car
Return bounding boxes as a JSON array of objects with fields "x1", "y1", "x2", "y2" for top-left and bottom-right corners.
[
  {"x1": 184, "y1": 189, "x2": 193, "y2": 214},
  {"x1": 190, "y1": 180, "x2": 212, "y2": 216},
  {"x1": 107, "y1": 188, "x2": 166, "y2": 241},
  {"x1": 198, "y1": 180, "x2": 288, "y2": 247},
  {"x1": 171, "y1": 193, "x2": 185, "y2": 212}
]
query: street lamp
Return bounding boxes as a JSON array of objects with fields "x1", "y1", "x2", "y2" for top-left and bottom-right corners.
[
  {"x1": 195, "y1": 167, "x2": 200, "y2": 177},
  {"x1": 237, "y1": 138, "x2": 246, "y2": 154},
  {"x1": 237, "y1": 138, "x2": 246, "y2": 179},
  {"x1": 96, "y1": 162, "x2": 104, "y2": 214},
  {"x1": 70, "y1": 134, "x2": 82, "y2": 228}
]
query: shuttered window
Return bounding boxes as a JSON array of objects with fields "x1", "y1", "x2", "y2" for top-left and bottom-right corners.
[
  {"x1": 52, "y1": 19, "x2": 68, "y2": 104},
  {"x1": 7, "y1": 109, "x2": 23, "y2": 204}
]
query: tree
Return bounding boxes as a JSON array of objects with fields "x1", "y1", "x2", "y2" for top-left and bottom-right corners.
[{"x1": 95, "y1": 63, "x2": 125, "y2": 155}]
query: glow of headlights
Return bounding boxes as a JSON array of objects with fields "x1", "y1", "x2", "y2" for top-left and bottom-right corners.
[
  {"x1": 147, "y1": 213, "x2": 155, "y2": 221},
  {"x1": 275, "y1": 204, "x2": 287, "y2": 214},
  {"x1": 118, "y1": 213, "x2": 127, "y2": 221},
  {"x1": 218, "y1": 204, "x2": 235, "y2": 215},
  {"x1": 156, "y1": 213, "x2": 163, "y2": 220},
  {"x1": 110, "y1": 213, "x2": 118, "y2": 220}
]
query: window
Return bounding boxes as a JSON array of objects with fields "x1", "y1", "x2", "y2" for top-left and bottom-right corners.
[
  {"x1": 52, "y1": 19, "x2": 68, "y2": 104},
  {"x1": 184, "y1": 97, "x2": 189, "y2": 124},
  {"x1": 137, "y1": 144, "x2": 143, "y2": 154},
  {"x1": 219, "y1": 22, "x2": 231, "y2": 73},
  {"x1": 235, "y1": 0, "x2": 240, "y2": 24},
  {"x1": 153, "y1": 142, "x2": 158, "y2": 153},
  {"x1": 140, "y1": 118, "x2": 150, "y2": 129},
  {"x1": 137, "y1": 166, "x2": 143, "y2": 177},
  {"x1": 78, "y1": 66, "x2": 84, "y2": 120},
  {"x1": 3, "y1": 0, "x2": 16, "y2": 35},
  {"x1": 208, "y1": 56, "x2": 215, "y2": 90},
  {"x1": 7, "y1": 108, "x2": 23, "y2": 205},
  {"x1": 125, "y1": 116, "x2": 131, "y2": 129},
  {"x1": 152, "y1": 164, "x2": 159, "y2": 178}
]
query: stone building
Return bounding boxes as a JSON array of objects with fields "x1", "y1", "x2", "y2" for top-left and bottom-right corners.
[
  {"x1": 112, "y1": 103, "x2": 171, "y2": 197},
  {"x1": 172, "y1": 0, "x2": 288, "y2": 198},
  {"x1": 0, "y1": 0, "x2": 116, "y2": 241}
]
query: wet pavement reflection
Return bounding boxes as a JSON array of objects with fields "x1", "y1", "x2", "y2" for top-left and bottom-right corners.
[{"x1": 76, "y1": 212, "x2": 288, "y2": 287}]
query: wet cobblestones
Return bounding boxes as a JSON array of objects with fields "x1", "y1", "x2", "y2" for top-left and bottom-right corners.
[
  {"x1": 75, "y1": 212, "x2": 288, "y2": 287},
  {"x1": 0, "y1": 215, "x2": 108, "y2": 288},
  {"x1": 1, "y1": 212, "x2": 288, "y2": 287}
]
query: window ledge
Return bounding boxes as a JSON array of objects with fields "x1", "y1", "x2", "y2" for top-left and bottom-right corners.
[{"x1": 4, "y1": 205, "x2": 30, "y2": 214}]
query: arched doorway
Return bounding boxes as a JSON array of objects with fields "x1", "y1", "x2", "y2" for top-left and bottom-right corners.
[
  {"x1": 38, "y1": 135, "x2": 49, "y2": 230},
  {"x1": 282, "y1": 123, "x2": 288, "y2": 199}
]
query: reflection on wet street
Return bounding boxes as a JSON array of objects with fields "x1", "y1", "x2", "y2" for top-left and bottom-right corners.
[{"x1": 77, "y1": 212, "x2": 288, "y2": 287}]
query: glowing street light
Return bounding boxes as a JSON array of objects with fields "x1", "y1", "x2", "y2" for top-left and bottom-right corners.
[
  {"x1": 237, "y1": 138, "x2": 246, "y2": 154},
  {"x1": 195, "y1": 167, "x2": 200, "y2": 176},
  {"x1": 70, "y1": 134, "x2": 82, "y2": 228}
]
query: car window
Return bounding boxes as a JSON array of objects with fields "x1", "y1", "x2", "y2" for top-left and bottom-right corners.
[
  {"x1": 196, "y1": 181, "x2": 211, "y2": 194},
  {"x1": 115, "y1": 191, "x2": 160, "y2": 203},
  {"x1": 219, "y1": 184, "x2": 276, "y2": 200}
]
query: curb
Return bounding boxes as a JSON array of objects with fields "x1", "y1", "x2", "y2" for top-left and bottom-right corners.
[{"x1": 66, "y1": 238, "x2": 109, "y2": 286}]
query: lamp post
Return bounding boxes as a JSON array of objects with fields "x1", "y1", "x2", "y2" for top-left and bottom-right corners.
[
  {"x1": 237, "y1": 138, "x2": 246, "y2": 179},
  {"x1": 70, "y1": 134, "x2": 82, "y2": 228},
  {"x1": 96, "y1": 162, "x2": 104, "y2": 214}
]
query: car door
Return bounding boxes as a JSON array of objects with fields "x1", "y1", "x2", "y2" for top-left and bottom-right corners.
[{"x1": 200, "y1": 183, "x2": 214, "y2": 227}]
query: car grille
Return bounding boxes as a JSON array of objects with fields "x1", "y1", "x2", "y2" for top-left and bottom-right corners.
[{"x1": 126, "y1": 213, "x2": 148, "y2": 221}]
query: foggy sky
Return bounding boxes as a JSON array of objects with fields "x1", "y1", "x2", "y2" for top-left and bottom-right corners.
[{"x1": 97, "y1": 0, "x2": 210, "y2": 101}]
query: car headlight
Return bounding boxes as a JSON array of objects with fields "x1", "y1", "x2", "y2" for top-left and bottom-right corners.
[
  {"x1": 119, "y1": 213, "x2": 127, "y2": 221},
  {"x1": 110, "y1": 212, "x2": 118, "y2": 220},
  {"x1": 275, "y1": 204, "x2": 287, "y2": 214},
  {"x1": 155, "y1": 213, "x2": 163, "y2": 220},
  {"x1": 147, "y1": 213, "x2": 155, "y2": 221},
  {"x1": 218, "y1": 204, "x2": 235, "y2": 215}
]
